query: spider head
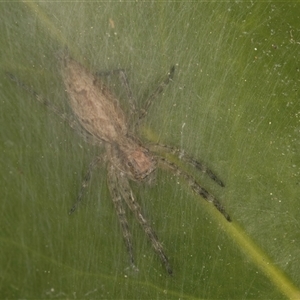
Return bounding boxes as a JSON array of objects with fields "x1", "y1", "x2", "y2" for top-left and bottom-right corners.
[
  {"x1": 125, "y1": 147, "x2": 156, "y2": 181},
  {"x1": 108, "y1": 142, "x2": 156, "y2": 181}
]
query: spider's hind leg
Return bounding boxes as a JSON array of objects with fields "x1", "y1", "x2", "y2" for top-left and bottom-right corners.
[
  {"x1": 6, "y1": 72, "x2": 78, "y2": 127},
  {"x1": 6, "y1": 72, "x2": 98, "y2": 145}
]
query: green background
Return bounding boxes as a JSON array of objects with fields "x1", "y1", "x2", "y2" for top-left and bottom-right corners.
[{"x1": 1, "y1": 2, "x2": 300, "y2": 299}]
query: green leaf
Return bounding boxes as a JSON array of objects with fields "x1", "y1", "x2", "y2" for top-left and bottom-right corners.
[{"x1": 1, "y1": 2, "x2": 300, "y2": 299}]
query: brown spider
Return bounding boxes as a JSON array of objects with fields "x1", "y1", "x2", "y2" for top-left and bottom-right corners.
[{"x1": 7, "y1": 54, "x2": 231, "y2": 275}]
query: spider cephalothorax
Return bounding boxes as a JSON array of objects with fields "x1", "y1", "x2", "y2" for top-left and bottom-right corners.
[{"x1": 106, "y1": 141, "x2": 156, "y2": 181}]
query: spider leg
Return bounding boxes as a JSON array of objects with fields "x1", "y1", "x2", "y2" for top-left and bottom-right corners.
[
  {"x1": 136, "y1": 66, "x2": 175, "y2": 125},
  {"x1": 6, "y1": 72, "x2": 99, "y2": 145},
  {"x1": 107, "y1": 164, "x2": 136, "y2": 270},
  {"x1": 69, "y1": 157, "x2": 102, "y2": 214},
  {"x1": 149, "y1": 144, "x2": 225, "y2": 187},
  {"x1": 158, "y1": 157, "x2": 231, "y2": 222},
  {"x1": 6, "y1": 72, "x2": 77, "y2": 127},
  {"x1": 95, "y1": 69, "x2": 137, "y2": 117},
  {"x1": 115, "y1": 168, "x2": 173, "y2": 275}
]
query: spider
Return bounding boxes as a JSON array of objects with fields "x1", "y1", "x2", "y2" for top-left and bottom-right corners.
[{"x1": 7, "y1": 54, "x2": 231, "y2": 275}]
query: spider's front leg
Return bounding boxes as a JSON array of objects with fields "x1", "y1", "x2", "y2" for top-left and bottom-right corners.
[
  {"x1": 108, "y1": 164, "x2": 172, "y2": 275},
  {"x1": 158, "y1": 157, "x2": 231, "y2": 222},
  {"x1": 107, "y1": 164, "x2": 136, "y2": 271},
  {"x1": 149, "y1": 144, "x2": 225, "y2": 187}
]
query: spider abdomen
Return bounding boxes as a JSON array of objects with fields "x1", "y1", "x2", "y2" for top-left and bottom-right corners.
[{"x1": 62, "y1": 56, "x2": 127, "y2": 143}]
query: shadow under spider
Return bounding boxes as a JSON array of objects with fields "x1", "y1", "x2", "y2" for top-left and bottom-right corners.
[{"x1": 6, "y1": 53, "x2": 231, "y2": 276}]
